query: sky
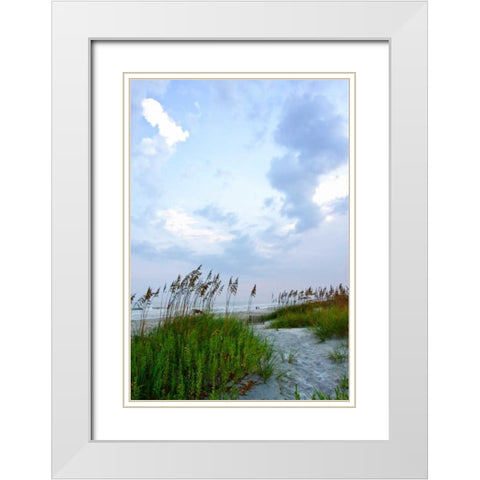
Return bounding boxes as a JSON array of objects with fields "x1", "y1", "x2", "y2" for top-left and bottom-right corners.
[{"x1": 130, "y1": 79, "x2": 350, "y2": 304}]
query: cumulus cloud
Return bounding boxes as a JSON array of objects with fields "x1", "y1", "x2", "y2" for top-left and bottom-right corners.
[
  {"x1": 141, "y1": 98, "x2": 189, "y2": 149},
  {"x1": 132, "y1": 241, "x2": 193, "y2": 262},
  {"x1": 213, "y1": 234, "x2": 270, "y2": 271},
  {"x1": 267, "y1": 89, "x2": 349, "y2": 231},
  {"x1": 263, "y1": 197, "x2": 274, "y2": 208},
  {"x1": 153, "y1": 209, "x2": 234, "y2": 243},
  {"x1": 274, "y1": 93, "x2": 347, "y2": 162},
  {"x1": 194, "y1": 204, "x2": 238, "y2": 226},
  {"x1": 312, "y1": 164, "x2": 349, "y2": 221}
]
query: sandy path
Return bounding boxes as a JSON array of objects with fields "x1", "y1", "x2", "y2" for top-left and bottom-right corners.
[{"x1": 239, "y1": 322, "x2": 349, "y2": 400}]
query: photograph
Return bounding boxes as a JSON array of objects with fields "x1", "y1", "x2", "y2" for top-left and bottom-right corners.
[{"x1": 128, "y1": 76, "x2": 352, "y2": 401}]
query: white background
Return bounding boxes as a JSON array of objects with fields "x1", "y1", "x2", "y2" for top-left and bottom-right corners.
[
  {"x1": 0, "y1": 0, "x2": 478, "y2": 477},
  {"x1": 92, "y1": 44, "x2": 387, "y2": 440}
]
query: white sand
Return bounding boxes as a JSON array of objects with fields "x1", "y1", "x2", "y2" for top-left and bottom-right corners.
[{"x1": 239, "y1": 322, "x2": 349, "y2": 400}]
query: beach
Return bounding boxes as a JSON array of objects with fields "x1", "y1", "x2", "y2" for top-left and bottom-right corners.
[
  {"x1": 239, "y1": 321, "x2": 348, "y2": 400},
  {"x1": 131, "y1": 309, "x2": 348, "y2": 400}
]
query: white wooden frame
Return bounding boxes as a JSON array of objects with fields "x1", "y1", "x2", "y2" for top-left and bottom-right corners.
[{"x1": 52, "y1": 1, "x2": 427, "y2": 477}]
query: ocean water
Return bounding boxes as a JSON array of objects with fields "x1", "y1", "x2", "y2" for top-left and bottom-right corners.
[{"x1": 130, "y1": 301, "x2": 276, "y2": 321}]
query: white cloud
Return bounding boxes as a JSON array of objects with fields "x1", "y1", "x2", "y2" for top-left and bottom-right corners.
[
  {"x1": 139, "y1": 137, "x2": 158, "y2": 156},
  {"x1": 153, "y1": 209, "x2": 234, "y2": 243},
  {"x1": 254, "y1": 242, "x2": 276, "y2": 258},
  {"x1": 312, "y1": 165, "x2": 349, "y2": 207},
  {"x1": 279, "y1": 222, "x2": 297, "y2": 234},
  {"x1": 141, "y1": 98, "x2": 189, "y2": 148}
]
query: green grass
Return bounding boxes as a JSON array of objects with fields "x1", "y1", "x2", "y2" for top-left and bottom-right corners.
[
  {"x1": 131, "y1": 313, "x2": 276, "y2": 400},
  {"x1": 293, "y1": 375, "x2": 349, "y2": 400},
  {"x1": 294, "y1": 384, "x2": 301, "y2": 400},
  {"x1": 262, "y1": 301, "x2": 321, "y2": 322},
  {"x1": 311, "y1": 375, "x2": 349, "y2": 400},
  {"x1": 311, "y1": 306, "x2": 349, "y2": 342},
  {"x1": 328, "y1": 342, "x2": 349, "y2": 363},
  {"x1": 264, "y1": 302, "x2": 349, "y2": 343}
]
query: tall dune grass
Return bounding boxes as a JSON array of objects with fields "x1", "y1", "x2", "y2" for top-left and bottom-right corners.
[
  {"x1": 131, "y1": 266, "x2": 258, "y2": 334},
  {"x1": 131, "y1": 313, "x2": 275, "y2": 400},
  {"x1": 131, "y1": 268, "x2": 349, "y2": 400},
  {"x1": 265, "y1": 284, "x2": 349, "y2": 342},
  {"x1": 131, "y1": 267, "x2": 273, "y2": 400},
  {"x1": 271, "y1": 284, "x2": 349, "y2": 308}
]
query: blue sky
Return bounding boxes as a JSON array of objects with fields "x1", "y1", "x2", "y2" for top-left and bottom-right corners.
[{"x1": 130, "y1": 79, "x2": 349, "y2": 303}]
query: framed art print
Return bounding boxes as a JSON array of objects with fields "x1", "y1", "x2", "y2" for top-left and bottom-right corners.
[{"x1": 52, "y1": 1, "x2": 427, "y2": 477}]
